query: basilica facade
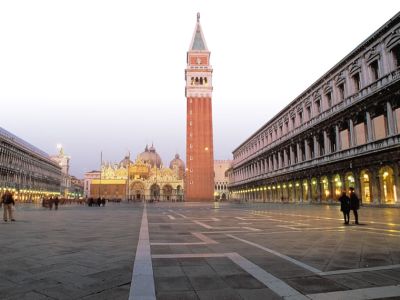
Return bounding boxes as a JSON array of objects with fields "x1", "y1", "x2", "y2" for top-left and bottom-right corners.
[{"x1": 90, "y1": 145, "x2": 185, "y2": 201}]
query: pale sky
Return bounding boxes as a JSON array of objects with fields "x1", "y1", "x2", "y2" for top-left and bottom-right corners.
[{"x1": 0, "y1": 1, "x2": 399, "y2": 177}]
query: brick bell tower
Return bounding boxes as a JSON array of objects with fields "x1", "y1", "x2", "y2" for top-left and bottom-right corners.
[{"x1": 185, "y1": 13, "x2": 214, "y2": 202}]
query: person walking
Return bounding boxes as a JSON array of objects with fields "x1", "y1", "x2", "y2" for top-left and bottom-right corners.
[
  {"x1": 349, "y1": 187, "x2": 360, "y2": 224},
  {"x1": 2, "y1": 191, "x2": 15, "y2": 222},
  {"x1": 338, "y1": 191, "x2": 350, "y2": 225}
]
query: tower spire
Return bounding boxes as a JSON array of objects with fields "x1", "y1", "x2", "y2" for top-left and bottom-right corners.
[
  {"x1": 197, "y1": 12, "x2": 200, "y2": 22},
  {"x1": 189, "y1": 12, "x2": 208, "y2": 51}
]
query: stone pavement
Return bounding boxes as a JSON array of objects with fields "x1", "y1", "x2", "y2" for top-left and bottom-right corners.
[{"x1": 1, "y1": 202, "x2": 400, "y2": 299}]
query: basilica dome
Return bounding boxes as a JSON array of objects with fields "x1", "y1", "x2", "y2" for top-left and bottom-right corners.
[
  {"x1": 137, "y1": 145, "x2": 162, "y2": 168},
  {"x1": 120, "y1": 156, "x2": 134, "y2": 167},
  {"x1": 169, "y1": 154, "x2": 185, "y2": 170},
  {"x1": 170, "y1": 153, "x2": 185, "y2": 179}
]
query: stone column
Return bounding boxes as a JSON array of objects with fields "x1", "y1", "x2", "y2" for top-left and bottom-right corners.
[
  {"x1": 304, "y1": 140, "x2": 310, "y2": 161},
  {"x1": 349, "y1": 119, "x2": 355, "y2": 147},
  {"x1": 353, "y1": 171, "x2": 361, "y2": 203},
  {"x1": 283, "y1": 149, "x2": 288, "y2": 167},
  {"x1": 329, "y1": 175, "x2": 335, "y2": 203},
  {"x1": 393, "y1": 163, "x2": 400, "y2": 204},
  {"x1": 296, "y1": 143, "x2": 302, "y2": 163},
  {"x1": 290, "y1": 145, "x2": 295, "y2": 165},
  {"x1": 323, "y1": 131, "x2": 330, "y2": 155},
  {"x1": 335, "y1": 125, "x2": 341, "y2": 152},
  {"x1": 278, "y1": 153, "x2": 282, "y2": 169},
  {"x1": 386, "y1": 101, "x2": 395, "y2": 136},
  {"x1": 370, "y1": 168, "x2": 381, "y2": 204},
  {"x1": 313, "y1": 135, "x2": 319, "y2": 157},
  {"x1": 366, "y1": 111, "x2": 373, "y2": 142}
]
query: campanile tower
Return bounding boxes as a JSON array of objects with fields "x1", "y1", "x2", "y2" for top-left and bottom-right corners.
[{"x1": 185, "y1": 13, "x2": 214, "y2": 202}]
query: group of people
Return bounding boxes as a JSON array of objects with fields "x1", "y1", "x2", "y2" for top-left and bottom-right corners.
[
  {"x1": 42, "y1": 196, "x2": 60, "y2": 210},
  {"x1": 1, "y1": 190, "x2": 15, "y2": 222},
  {"x1": 338, "y1": 187, "x2": 360, "y2": 225},
  {"x1": 87, "y1": 197, "x2": 106, "y2": 207}
]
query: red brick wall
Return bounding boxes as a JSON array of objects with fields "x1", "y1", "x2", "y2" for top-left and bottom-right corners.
[{"x1": 186, "y1": 97, "x2": 214, "y2": 201}]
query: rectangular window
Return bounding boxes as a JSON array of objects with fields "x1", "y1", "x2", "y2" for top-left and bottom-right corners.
[
  {"x1": 279, "y1": 126, "x2": 283, "y2": 136},
  {"x1": 352, "y1": 73, "x2": 361, "y2": 92},
  {"x1": 373, "y1": 115, "x2": 387, "y2": 140},
  {"x1": 370, "y1": 60, "x2": 379, "y2": 81},
  {"x1": 298, "y1": 112, "x2": 303, "y2": 125},
  {"x1": 326, "y1": 92, "x2": 332, "y2": 108},
  {"x1": 392, "y1": 45, "x2": 400, "y2": 68},
  {"x1": 315, "y1": 100, "x2": 321, "y2": 114},
  {"x1": 285, "y1": 121, "x2": 289, "y2": 133},
  {"x1": 291, "y1": 117, "x2": 296, "y2": 129},
  {"x1": 338, "y1": 84, "x2": 345, "y2": 101},
  {"x1": 306, "y1": 106, "x2": 311, "y2": 120}
]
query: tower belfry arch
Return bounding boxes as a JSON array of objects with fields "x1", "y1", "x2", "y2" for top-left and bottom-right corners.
[{"x1": 185, "y1": 13, "x2": 214, "y2": 202}]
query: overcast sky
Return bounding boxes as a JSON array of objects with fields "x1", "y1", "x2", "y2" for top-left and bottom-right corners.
[{"x1": 0, "y1": 1, "x2": 399, "y2": 177}]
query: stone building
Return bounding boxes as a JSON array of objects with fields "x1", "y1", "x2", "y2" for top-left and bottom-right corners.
[
  {"x1": 214, "y1": 160, "x2": 232, "y2": 201},
  {"x1": 90, "y1": 145, "x2": 185, "y2": 201},
  {"x1": 50, "y1": 146, "x2": 71, "y2": 197},
  {"x1": 229, "y1": 13, "x2": 400, "y2": 206},
  {"x1": 0, "y1": 126, "x2": 61, "y2": 202},
  {"x1": 185, "y1": 13, "x2": 215, "y2": 202},
  {"x1": 83, "y1": 170, "x2": 100, "y2": 198}
]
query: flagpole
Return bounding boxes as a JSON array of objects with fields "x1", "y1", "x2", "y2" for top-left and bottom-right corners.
[{"x1": 99, "y1": 151, "x2": 102, "y2": 199}]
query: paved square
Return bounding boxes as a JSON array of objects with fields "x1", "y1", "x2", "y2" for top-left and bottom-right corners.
[{"x1": 1, "y1": 202, "x2": 400, "y2": 299}]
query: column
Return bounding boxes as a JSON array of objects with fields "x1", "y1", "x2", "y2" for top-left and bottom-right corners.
[
  {"x1": 329, "y1": 175, "x2": 335, "y2": 202},
  {"x1": 386, "y1": 102, "x2": 395, "y2": 136},
  {"x1": 335, "y1": 125, "x2": 341, "y2": 152},
  {"x1": 304, "y1": 140, "x2": 310, "y2": 161},
  {"x1": 393, "y1": 163, "x2": 400, "y2": 204},
  {"x1": 353, "y1": 171, "x2": 361, "y2": 202},
  {"x1": 278, "y1": 152, "x2": 282, "y2": 169},
  {"x1": 283, "y1": 149, "x2": 288, "y2": 167},
  {"x1": 349, "y1": 119, "x2": 355, "y2": 147},
  {"x1": 366, "y1": 111, "x2": 373, "y2": 142},
  {"x1": 323, "y1": 131, "x2": 330, "y2": 155},
  {"x1": 290, "y1": 145, "x2": 295, "y2": 165},
  {"x1": 296, "y1": 142, "x2": 302, "y2": 163},
  {"x1": 313, "y1": 135, "x2": 319, "y2": 157},
  {"x1": 370, "y1": 168, "x2": 380, "y2": 204}
]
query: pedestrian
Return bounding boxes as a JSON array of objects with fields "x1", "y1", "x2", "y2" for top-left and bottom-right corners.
[
  {"x1": 97, "y1": 197, "x2": 101, "y2": 207},
  {"x1": 338, "y1": 191, "x2": 350, "y2": 225},
  {"x1": 49, "y1": 196, "x2": 54, "y2": 210},
  {"x1": 101, "y1": 198, "x2": 106, "y2": 207},
  {"x1": 54, "y1": 196, "x2": 59, "y2": 210},
  {"x1": 349, "y1": 187, "x2": 360, "y2": 224},
  {"x1": 2, "y1": 190, "x2": 15, "y2": 222}
]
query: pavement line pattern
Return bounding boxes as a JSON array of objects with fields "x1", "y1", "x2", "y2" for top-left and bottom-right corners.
[
  {"x1": 227, "y1": 234, "x2": 322, "y2": 274},
  {"x1": 129, "y1": 205, "x2": 155, "y2": 300},
  {"x1": 307, "y1": 285, "x2": 400, "y2": 300},
  {"x1": 152, "y1": 252, "x2": 307, "y2": 299},
  {"x1": 167, "y1": 215, "x2": 175, "y2": 220},
  {"x1": 226, "y1": 252, "x2": 308, "y2": 300},
  {"x1": 320, "y1": 264, "x2": 400, "y2": 276},
  {"x1": 150, "y1": 232, "x2": 218, "y2": 246}
]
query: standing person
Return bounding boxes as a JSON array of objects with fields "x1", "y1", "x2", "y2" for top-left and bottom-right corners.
[
  {"x1": 349, "y1": 187, "x2": 360, "y2": 224},
  {"x1": 2, "y1": 191, "x2": 15, "y2": 222},
  {"x1": 54, "y1": 196, "x2": 59, "y2": 210},
  {"x1": 338, "y1": 191, "x2": 350, "y2": 225},
  {"x1": 49, "y1": 196, "x2": 54, "y2": 210},
  {"x1": 101, "y1": 198, "x2": 106, "y2": 207}
]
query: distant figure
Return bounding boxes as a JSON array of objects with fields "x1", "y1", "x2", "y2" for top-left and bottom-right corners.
[
  {"x1": 97, "y1": 197, "x2": 101, "y2": 207},
  {"x1": 54, "y1": 196, "x2": 59, "y2": 210},
  {"x1": 49, "y1": 196, "x2": 54, "y2": 210},
  {"x1": 338, "y1": 191, "x2": 350, "y2": 225},
  {"x1": 349, "y1": 187, "x2": 360, "y2": 224},
  {"x1": 1, "y1": 191, "x2": 15, "y2": 222},
  {"x1": 101, "y1": 198, "x2": 106, "y2": 207}
]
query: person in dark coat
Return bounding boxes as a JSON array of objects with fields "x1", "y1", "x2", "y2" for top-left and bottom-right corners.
[
  {"x1": 338, "y1": 191, "x2": 350, "y2": 224},
  {"x1": 349, "y1": 187, "x2": 360, "y2": 224},
  {"x1": 101, "y1": 198, "x2": 106, "y2": 207},
  {"x1": 97, "y1": 197, "x2": 101, "y2": 207},
  {"x1": 2, "y1": 191, "x2": 15, "y2": 222},
  {"x1": 54, "y1": 196, "x2": 59, "y2": 210}
]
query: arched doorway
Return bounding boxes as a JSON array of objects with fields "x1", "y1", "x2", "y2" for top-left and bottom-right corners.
[
  {"x1": 150, "y1": 184, "x2": 160, "y2": 201},
  {"x1": 176, "y1": 185, "x2": 183, "y2": 202},
  {"x1": 360, "y1": 170, "x2": 371, "y2": 203},
  {"x1": 333, "y1": 174, "x2": 342, "y2": 200},
  {"x1": 379, "y1": 166, "x2": 395, "y2": 204},
  {"x1": 130, "y1": 182, "x2": 145, "y2": 201},
  {"x1": 221, "y1": 193, "x2": 227, "y2": 200},
  {"x1": 345, "y1": 172, "x2": 355, "y2": 192},
  {"x1": 321, "y1": 176, "x2": 330, "y2": 202},
  {"x1": 162, "y1": 184, "x2": 173, "y2": 201},
  {"x1": 311, "y1": 178, "x2": 319, "y2": 202},
  {"x1": 302, "y1": 179, "x2": 309, "y2": 202},
  {"x1": 295, "y1": 181, "x2": 301, "y2": 202}
]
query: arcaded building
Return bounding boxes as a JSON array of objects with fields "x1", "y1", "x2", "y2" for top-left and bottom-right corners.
[
  {"x1": 214, "y1": 160, "x2": 232, "y2": 201},
  {"x1": 0, "y1": 126, "x2": 62, "y2": 201},
  {"x1": 185, "y1": 13, "x2": 215, "y2": 202},
  {"x1": 229, "y1": 13, "x2": 400, "y2": 206}
]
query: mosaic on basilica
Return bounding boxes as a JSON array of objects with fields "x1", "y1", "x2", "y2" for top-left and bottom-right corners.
[{"x1": 90, "y1": 145, "x2": 185, "y2": 201}]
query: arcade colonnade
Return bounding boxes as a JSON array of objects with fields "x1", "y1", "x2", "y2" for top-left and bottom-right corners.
[{"x1": 230, "y1": 13, "x2": 400, "y2": 206}]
